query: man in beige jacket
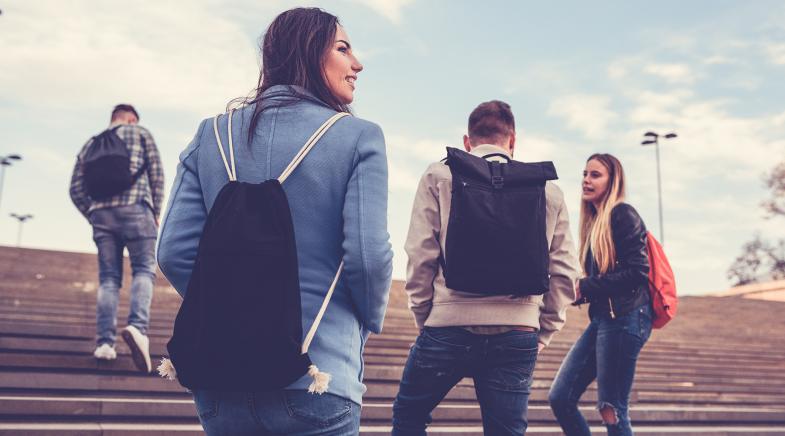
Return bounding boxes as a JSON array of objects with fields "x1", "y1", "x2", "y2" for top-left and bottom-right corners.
[{"x1": 392, "y1": 100, "x2": 579, "y2": 435}]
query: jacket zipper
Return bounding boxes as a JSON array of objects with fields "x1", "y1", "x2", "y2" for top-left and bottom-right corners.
[{"x1": 608, "y1": 297, "x2": 616, "y2": 319}]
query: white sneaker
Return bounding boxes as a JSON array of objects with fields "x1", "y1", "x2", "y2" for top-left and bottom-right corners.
[
  {"x1": 94, "y1": 343, "x2": 117, "y2": 360},
  {"x1": 121, "y1": 325, "x2": 151, "y2": 373}
]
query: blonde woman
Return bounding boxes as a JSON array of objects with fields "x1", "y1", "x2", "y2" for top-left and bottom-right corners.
[{"x1": 548, "y1": 153, "x2": 652, "y2": 436}]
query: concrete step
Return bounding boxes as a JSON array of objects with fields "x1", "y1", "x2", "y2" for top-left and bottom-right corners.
[
  {"x1": 2, "y1": 395, "x2": 784, "y2": 425},
  {"x1": 2, "y1": 423, "x2": 785, "y2": 436}
]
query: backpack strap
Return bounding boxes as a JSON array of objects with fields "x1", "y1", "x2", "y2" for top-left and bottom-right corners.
[
  {"x1": 481, "y1": 152, "x2": 511, "y2": 162},
  {"x1": 298, "y1": 113, "x2": 350, "y2": 355},
  {"x1": 213, "y1": 109, "x2": 237, "y2": 181},
  {"x1": 301, "y1": 260, "x2": 344, "y2": 354},
  {"x1": 129, "y1": 132, "x2": 149, "y2": 184},
  {"x1": 278, "y1": 112, "x2": 349, "y2": 183}
]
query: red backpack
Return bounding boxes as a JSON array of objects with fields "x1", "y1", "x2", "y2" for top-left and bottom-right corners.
[{"x1": 645, "y1": 232, "x2": 677, "y2": 328}]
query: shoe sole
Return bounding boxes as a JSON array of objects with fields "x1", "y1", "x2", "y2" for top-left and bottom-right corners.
[
  {"x1": 94, "y1": 355, "x2": 116, "y2": 360},
  {"x1": 121, "y1": 329, "x2": 151, "y2": 373}
]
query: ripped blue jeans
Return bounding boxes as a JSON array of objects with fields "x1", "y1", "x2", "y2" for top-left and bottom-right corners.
[
  {"x1": 549, "y1": 303, "x2": 653, "y2": 436},
  {"x1": 392, "y1": 326, "x2": 538, "y2": 436}
]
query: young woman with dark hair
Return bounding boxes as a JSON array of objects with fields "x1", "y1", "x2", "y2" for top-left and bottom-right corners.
[
  {"x1": 157, "y1": 7, "x2": 393, "y2": 435},
  {"x1": 548, "y1": 153, "x2": 652, "y2": 436}
]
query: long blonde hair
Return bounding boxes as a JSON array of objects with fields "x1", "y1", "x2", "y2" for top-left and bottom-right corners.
[{"x1": 579, "y1": 153, "x2": 626, "y2": 274}]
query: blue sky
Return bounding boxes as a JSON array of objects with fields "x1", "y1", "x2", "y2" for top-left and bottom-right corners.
[{"x1": 1, "y1": 1, "x2": 784, "y2": 294}]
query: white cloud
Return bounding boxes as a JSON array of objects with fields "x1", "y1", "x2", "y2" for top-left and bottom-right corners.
[
  {"x1": 385, "y1": 134, "x2": 449, "y2": 193},
  {"x1": 504, "y1": 61, "x2": 575, "y2": 95},
  {"x1": 0, "y1": 2, "x2": 260, "y2": 116},
  {"x1": 643, "y1": 63, "x2": 697, "y2": 84},
  {"x1": 627, "y1": 89, "x2": 693, "y2": 125},
  {"x1": 347, "y1": 0, "x2": 414, "y2": 24},
  {"x1": 547, "y1": 94, "x2": 618, "y2": 140},
  {"x1": 606, "y1": 56, "x2": 646, "y2": 81},
  {"x1": 763, "y1": 42, "x2": 785, "y2": 65},
  {"x1": 703, "y1": 55, "x2": 738, "y2": 65},
  {"x1": 608, "y1": 63, "x2": 628, "y2": 80}
]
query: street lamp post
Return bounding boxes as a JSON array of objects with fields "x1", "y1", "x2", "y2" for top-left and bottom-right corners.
[
  {"x1": 10, "y1": 213, "x2": 33, "y2": 247},
  {"x1": 641, "y1": 132, "x2": 677, "y2": 245},
  {"x1": 0, "y1": 154, "x2": 23, "y2": 211}
]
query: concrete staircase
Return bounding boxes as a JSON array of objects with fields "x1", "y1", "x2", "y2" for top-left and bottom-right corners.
[{"x1": 1, "y1": 246, "x2": 785, "y2": 435}]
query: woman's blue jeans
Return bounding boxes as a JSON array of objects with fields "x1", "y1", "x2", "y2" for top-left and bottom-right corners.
[
  {"x1": 549, "y1": 303, "x2": 653, "y2": 436},
  {"x1": 192, "y1": 389, "x2": 360, "y2": 435}
]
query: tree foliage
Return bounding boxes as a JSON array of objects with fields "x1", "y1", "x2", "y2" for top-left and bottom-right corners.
[
  {"x1": 762, "y1": 161, "x2": 785, "y2": 219},
  {"x1": 728, "y1": 161, "x2": 785, "y2": 286},
  {"x1": 727, "y1": 235, "x2": 785, "y2": 285}
]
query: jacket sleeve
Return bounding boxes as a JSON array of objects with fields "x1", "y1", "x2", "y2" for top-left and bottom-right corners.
[
  {"x1": 140, "y1": 128, "x2": 166, "y2": 219},
  {"x1": 341, "y1": 122, "x2": 393, "y2": 334},
  {"x1": 579, "y1": 204, "x2": 649, "y2": 299},
  {"x1": 538, "y1": 191, "x2": 579, "y2": 347},
  {"x1": 403, "y1": 166, "x2": 441, "y2": 330},
  {"x1": 69, "y1": 143, "x2": 92, "y2": 219},
  {"x1": 156, "y1": 120, "x2": 208, "y2": 297}
]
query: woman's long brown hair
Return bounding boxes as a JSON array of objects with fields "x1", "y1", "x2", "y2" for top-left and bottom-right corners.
[{"x1": 234, "y1": 8, "x2": 352, "y2": 138}]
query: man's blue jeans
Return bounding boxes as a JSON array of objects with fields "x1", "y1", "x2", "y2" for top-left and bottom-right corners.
[
  {"x1": 192, "y1": 389, "x2": 360, "y2": 435},
  {"x1": 90, "y1": 203, "x2": 157, "y2": 346},
  {"x1": 549, "y1": 303, "x2": 653, "y2": 436},
  {"x1": 393, "y1": 326, "x2": 538, "y2": 436}
]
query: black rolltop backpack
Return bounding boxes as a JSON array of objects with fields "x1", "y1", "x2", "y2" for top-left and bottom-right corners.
[
  {"x1": 442, "y1": 147, "x2": 558, "y2": 296},
  {"x1": 158, "y1": 110, "x2": 349, "y2": 394}
]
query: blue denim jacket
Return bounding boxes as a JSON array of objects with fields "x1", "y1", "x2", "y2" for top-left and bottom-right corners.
[{"x1": 157, "y1": 85, "x2": 393, "y2": 404}]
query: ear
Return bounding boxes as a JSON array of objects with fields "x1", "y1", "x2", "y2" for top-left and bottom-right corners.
[
  {"x1": 463, "y1": 135, "x2": 472, "y2": 152},
  {"x1": 508, "y1": 132, "x2": 516, "y2": 157}
]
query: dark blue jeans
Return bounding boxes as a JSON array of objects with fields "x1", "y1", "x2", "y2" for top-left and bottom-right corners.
[
  {"x1": 192, "y1": 389, "x2": 360, "y2": 435},
  {"x1": 392, "y1": 326, "x2": 538, "y2": 436},
  {"x1": 90, "y1": 203, "x2": 157, "y2": 345},
  {"x1": 549, "y1": 303, "x2": 653, "y2": 436}
]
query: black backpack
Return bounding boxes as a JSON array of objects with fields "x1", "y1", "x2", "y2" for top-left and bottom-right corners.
[
  {"x1": 160, "y1": 110, "x2": 348, "y2": 393},
  {"x1": 82, "y1": 126, "x2": 147, "y2": 200},
  {"x1": 442, "y1": 147, "x2": 558, "y2": 296}
]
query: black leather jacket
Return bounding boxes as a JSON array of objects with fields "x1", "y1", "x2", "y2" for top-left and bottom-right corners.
[{"x1": 579, "y1": 203, "x2": 650, "y2": 318}]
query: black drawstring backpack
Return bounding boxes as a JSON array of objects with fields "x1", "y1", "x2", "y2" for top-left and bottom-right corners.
[
  {"x1": 159, "y1": 110, "x2": 348, "y2": 393},
  {"x1": 442, "y1": 147, "x2": 558, "y2": 296},
  {"x1": 83, "y1": 126, "x2": 148, "y2": 200}
]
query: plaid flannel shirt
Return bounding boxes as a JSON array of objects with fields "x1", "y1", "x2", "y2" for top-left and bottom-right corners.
[{"x1": 69, "y1": 123, "x2": 165, "y2": 220}]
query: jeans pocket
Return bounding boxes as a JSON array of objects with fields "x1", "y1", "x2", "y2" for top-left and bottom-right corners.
[
  {"x1": 414, "y1": 329, "x2": 467, "y2": 369},
  {"x1": 487, "y1": 332, "x2": 538, "y2": 391},
  {"x1": 421, "y1": 326, "x2": 468, "y2": 347},
  {"x1": 494, "y1": 330, "x2": 539, "y2": 352},
  {"x1": 119, "y1": 205, "x2": 157, "y2": 240},
  {"x1": 192, "y1": 389, "x2": 220, "y2": 422},
  {"x1": 283, "y1": 391, "x2": 353, "y2": 429},
  {"x1": 488, "y1": 361, "x2": 536, "y2": 392}
]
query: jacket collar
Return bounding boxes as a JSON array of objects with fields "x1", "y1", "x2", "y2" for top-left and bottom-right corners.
[
  {"x1": 261, "y1": 84, "x2": 320, "y2": 102},
  {"x1": 469, "y1": 144, "x2": 511, "y2": 160}
]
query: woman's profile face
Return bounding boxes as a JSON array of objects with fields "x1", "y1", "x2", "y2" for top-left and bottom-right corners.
[
  {"x1": 582, "y1": 159, "x2": 610, "y2": 206},
  {"x1": 323, "y1": 25, "x2": 363, "y2": 105}
]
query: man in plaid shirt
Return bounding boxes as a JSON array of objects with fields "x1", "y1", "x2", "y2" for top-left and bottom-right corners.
[{"x1": 69, "y1": 104, "x2": 164, "y2": 373}]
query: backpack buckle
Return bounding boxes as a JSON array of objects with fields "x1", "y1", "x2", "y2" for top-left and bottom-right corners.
[{"x1": 490, "y1": 161, "x2": 504, "y2": 189}]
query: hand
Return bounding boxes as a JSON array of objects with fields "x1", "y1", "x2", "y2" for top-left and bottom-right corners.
[
  {"x1": 537, "y1": 343, "x2": 545, "y2": 353},
  {"x1": 571, "y1": 279, "x2": 588, "y2": 306}
]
